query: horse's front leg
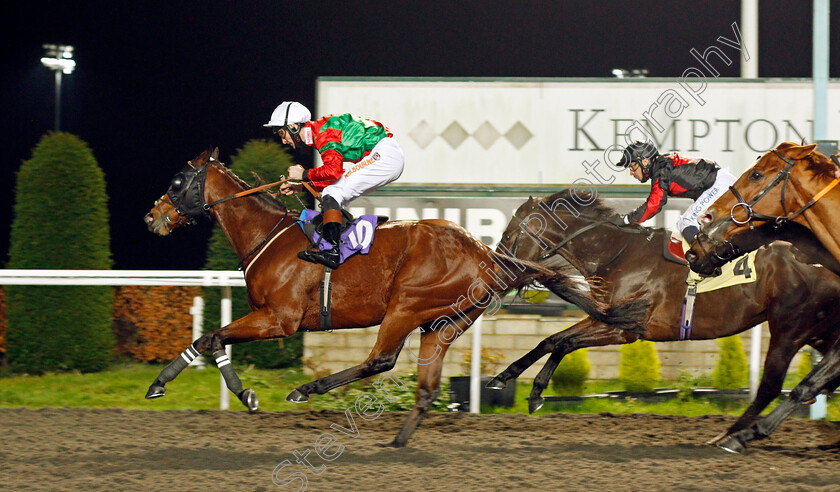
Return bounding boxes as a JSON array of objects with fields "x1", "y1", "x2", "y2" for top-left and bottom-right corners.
[
  {"x1": 145, "y1": 308, "x2": 286, "y2": 412},
  {"x1": 707, "y1": 336, "x2": 798, "y2": 446},
  {"x1": 525, "y1": 321, "x2": 638, "y2": 413},
  {"x1": 716, "y1": 344, "x2": 840, "y2": 454},
  {"x1": 486, "y1": 317, "x2": 598, "y2": 390}
]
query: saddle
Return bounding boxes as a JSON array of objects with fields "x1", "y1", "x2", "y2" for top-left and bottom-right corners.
[{"x1": 297, "y1": 209, "x2": 388, "y2": 332}]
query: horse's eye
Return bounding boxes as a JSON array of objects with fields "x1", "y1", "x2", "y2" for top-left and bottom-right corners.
[
  {"x1": 748, "y1": 171, "x2": 763, "y2": 182},
  {"x1": 171, "y1": 176, "x2": 184, "y2": 191}
]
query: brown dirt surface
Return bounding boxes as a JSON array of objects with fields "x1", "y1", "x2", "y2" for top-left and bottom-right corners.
[{"x1": 2, "y1": 408, "x2": 840, "y2": 491}]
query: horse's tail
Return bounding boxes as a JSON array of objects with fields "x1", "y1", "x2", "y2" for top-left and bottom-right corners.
[{"x1": 489, "y1": 251, "x2": 649, "y2": 334}]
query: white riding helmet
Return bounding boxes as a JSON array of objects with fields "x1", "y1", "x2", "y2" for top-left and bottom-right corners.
[{"x1": 264, "y1": 101, "x2": 311, "y2": 128}]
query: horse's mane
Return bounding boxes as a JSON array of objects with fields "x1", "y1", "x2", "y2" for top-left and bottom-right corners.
[
  {"x1": 541, "y1": 189, "x2": 656, "y2": 234},
  {"x1": 804, "y1": 151, "x2": 839, "y2": 182},
  {"x1": 775, "y1": 142, "x2": 838, "y2": 183},
  {"x1": 211, "y1": 161, "x2": 292, "y2": 213}
]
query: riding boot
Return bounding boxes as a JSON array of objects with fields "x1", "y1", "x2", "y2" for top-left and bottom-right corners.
[{"x1": 299, "y1": 211, "x2": 342, "y2": 269}]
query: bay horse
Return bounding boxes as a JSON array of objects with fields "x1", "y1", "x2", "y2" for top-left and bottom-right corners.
[
  {"x1": 142, "y1": 149, "x2": 646, "y2": 447},
  {"x1": 485, "y1": 189, "x2": 840, "y2": 449},
  {"x1": 684, "y1": 141, "x2": 840, "y2": 453}
]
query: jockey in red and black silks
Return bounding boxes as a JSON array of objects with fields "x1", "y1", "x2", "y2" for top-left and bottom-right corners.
[
  {"x1": 265, "y1": 101, "x2": 405, "y2": 269},
  {"x1": 613, "y1": 141, "x2": 737, "y2": 244}
]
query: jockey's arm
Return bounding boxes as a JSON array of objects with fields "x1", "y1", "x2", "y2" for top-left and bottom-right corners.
[{"x1": 625, "y1": 178, "x2": 668, "y2": 225}]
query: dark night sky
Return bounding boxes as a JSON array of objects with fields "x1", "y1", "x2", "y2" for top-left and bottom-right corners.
[{"x1": 2, "y1": 1, "x2": 838, "y2": 270}]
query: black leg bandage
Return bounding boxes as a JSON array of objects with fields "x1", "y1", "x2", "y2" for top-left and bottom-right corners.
[
  {"x1": 213, "y1": 349, "x2": 244, "y2": 396},
  {"x1": 158, "y1": 343, "x2": 200, "y2": 383}
]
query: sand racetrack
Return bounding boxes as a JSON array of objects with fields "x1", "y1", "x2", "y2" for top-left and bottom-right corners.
[{"x1": 2, "y1": 408, "x2": 840, "y2": 491}]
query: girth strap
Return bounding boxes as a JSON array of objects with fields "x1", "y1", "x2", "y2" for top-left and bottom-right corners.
[
  {"x1": 320, "y1": 267, "x2": 333, "y2": 331},
  {"x1": 680, "y1": 278, "x2": 698, "y2": 341}
]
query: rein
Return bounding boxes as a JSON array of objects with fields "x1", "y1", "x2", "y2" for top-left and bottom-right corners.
[{"x1": 729, "y1": 150, "x2": 840, "y2": 228}]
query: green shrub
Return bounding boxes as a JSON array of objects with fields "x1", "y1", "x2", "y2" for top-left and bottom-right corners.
[
  {"x1": 797, "y1": 349, "x2": 813, "y2": 381},
  {"x1": 7, "y1": 133, "x2": 114, "y2": 373},
  {"x1": 619, "y1": 340, "x2": 660, "y2": 393},
  {"x1": 712, "y1": 335, "x2": 748, "y2": 390},
  {"x1": 203, "y1": 140, "x2": 302, "y2": 368},
  {"x1": 551, "y1": 348, "x2": 590, "y2": 395}
]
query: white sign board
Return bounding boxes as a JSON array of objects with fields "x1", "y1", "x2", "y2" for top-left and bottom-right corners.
[{"x1": 317, "y1": 78, "x2": 839, "y2": 186}]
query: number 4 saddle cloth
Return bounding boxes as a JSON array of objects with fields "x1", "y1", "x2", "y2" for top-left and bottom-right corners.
[
  {"x1": 679, "y1": 238, "x2": 760, "y2": 294},
  {"x1": 298, "y1": 209, "x2": 382, "y2": 266}
]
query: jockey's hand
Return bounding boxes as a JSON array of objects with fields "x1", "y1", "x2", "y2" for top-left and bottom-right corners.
[
  {"x1": 608, "y1": 214, "x2": 626, "y2": 227},
  {"x1": 287, "y1": 165, "x2": 305, "y2": 180},
  {"x1": 279, "y1": 182, "x2": 303, "y2": 195}
]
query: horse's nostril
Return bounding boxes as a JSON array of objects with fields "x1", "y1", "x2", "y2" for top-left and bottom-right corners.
[
  {"x1": 144, "y1": 214, "x2": 154, "y2": 225},
  {"x1": 700, "y1": 213, "x2": 712, "y2": 224},
  {"x1": 685, "y1": 251, "x2": 697, "y2": 262}
]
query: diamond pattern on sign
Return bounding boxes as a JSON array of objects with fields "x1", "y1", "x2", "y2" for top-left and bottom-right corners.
[
  {"x1": 408, "y1": 120, "x2": 437, "y2": 149},
  {"x1": 440, "y1": 121, "x2": 469, "y2": 149},
  {"x1": 473, "y1": 121, "x2": 501, "y2": 150},
  {"x1": 505, "y1": 122, "x2": 533, "y2": 150}
]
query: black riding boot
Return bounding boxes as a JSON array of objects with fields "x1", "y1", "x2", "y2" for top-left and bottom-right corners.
[{"x1": 299, "y1": 221, "x2": 341, "y2": 269}]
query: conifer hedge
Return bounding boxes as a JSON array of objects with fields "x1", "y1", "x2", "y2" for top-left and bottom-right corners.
[
  {"x1": 202, "y1": 140, "x2": 303, "y2": 368},
  {"x1": 6, "y1": 133, "x2": 114, "y2": 373},
  {"x1": 712, "y1": 335, "x2": 748, "y2": 390},
  {"x1": 618, "y1": 340, "x2": 661, "y2": 393}
]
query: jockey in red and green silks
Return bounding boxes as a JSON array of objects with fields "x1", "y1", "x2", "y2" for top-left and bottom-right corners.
[{"x1": 265, "y1": 101, "x2": 405, "y2": 269}]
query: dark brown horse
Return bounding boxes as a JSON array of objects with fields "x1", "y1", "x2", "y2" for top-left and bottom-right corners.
[
  {"x1": 142, "y1": 149, "x2": 646, "y2": 447},
  {"x1": 485, "y1": 190, "x2": 840, "y2": 449},
  {"x1": 684, "y1": 142, "x2": 840, "y2": 453}
]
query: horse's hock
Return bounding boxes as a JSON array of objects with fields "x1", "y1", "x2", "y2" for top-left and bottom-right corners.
[{"x1": 303, "y1": 315, "x2": 784, "y2": 380}]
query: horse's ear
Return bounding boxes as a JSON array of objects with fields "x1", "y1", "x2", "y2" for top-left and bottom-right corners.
[
  {"x1": 211, "y1": 147, "x2": 219, "y2": 162},
  {"x1": 788, "y1": 143, "x2": 817, "y2": 160},
  {"x1": 194, "y1": 150, "x2": 210, "y2": 165}
]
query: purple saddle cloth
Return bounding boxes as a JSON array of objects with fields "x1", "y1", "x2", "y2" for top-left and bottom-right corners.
[{"x1": 298, "y1": 209, "x2": 379, "y2": 265}]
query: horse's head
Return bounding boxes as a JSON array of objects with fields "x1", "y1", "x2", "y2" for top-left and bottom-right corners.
[
  {"x1": 698, "y1": 142, "x2": 818, "y2": 244},
  {"x1": 499, "y1": 196, "x2": 543, "y2": 260},
  {"x1": 144, "y1": 148, "x2": 218, "y2": 236},
  {"x1": 498, "y1": 189, "x2": 620, "y2": 267}
]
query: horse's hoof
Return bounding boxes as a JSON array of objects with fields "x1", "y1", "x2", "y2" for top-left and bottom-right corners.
[
  {"x1": 486, "y1": 377, "x2": 506, "y2": 390},
  {"x1": 528, "y1": 396, "x2": 545, "y2": 414},
  {"x1": 239, "y1": 389, "x2": 259, "y2": 412},
  {"x1": 376, "y1": 440, "x2": 405, "y2": 448},
  {"x1": 145, "y1": 381, "x2": 166, "y2": 399},
  {"x1": 286, "y1": 389, "x2": 309, "y2": 403},
  {"x1": 715, "y1": 435, "x2": 746, "y2": 454}
]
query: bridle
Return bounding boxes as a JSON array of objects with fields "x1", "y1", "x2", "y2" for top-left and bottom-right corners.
[
  {"x1": 158, "y1": 159, "x2": 292, "y2": 268},
  {"x1": 695, "y1": 150, "x2": 840, "y2": 267},
  {"x1": 506, "y1": 206, "x2": 653, "y2": 267},
  {"x1": 728, "y1": 150, "x2": 840, "y2": 228}
]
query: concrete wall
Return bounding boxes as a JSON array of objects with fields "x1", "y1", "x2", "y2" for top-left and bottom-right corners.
[{"x1": 303, "y1": 315, "x2": 797, "y2": 381}]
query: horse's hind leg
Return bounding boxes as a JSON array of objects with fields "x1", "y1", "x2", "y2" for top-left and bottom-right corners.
[
  {"x1": 145, "y1": 308, "x2": 284, "y2": 412},
  {"x1": 717, "y1": 343, "x2": 840, "y2": 454},
  {"x1": 286, "y1": 320, "x2": 417, "y2": 402},
  {"x1": 386, "y1": 309, "x2": 477, "y2": 448}
]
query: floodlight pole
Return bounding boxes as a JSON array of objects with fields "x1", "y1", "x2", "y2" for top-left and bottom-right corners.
[
  {"x1": 41, "y1": 44, "x2": 75, "y2": 132},
  {"x1": 53, "y1": 69, "x2": 62, "y2": 131}
]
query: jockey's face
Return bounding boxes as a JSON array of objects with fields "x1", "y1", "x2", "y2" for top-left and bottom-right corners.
[
  {"x1": 274, "y1": 124, "x2": 298, "y2": 148},
  {"x1": 629, "y1": 160, "x2": 646, "y2": 181}
]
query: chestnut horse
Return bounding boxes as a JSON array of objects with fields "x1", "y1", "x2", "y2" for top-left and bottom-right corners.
[
  {"x1": 142, "y1": 149, "x2": 646, "y2": 447},
  {"x1": 485, "y1": 190, "x2": 840, "y2": 449},
  {"x1": 685, "y1": 142, "x2": 840, "y2": 453}
]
